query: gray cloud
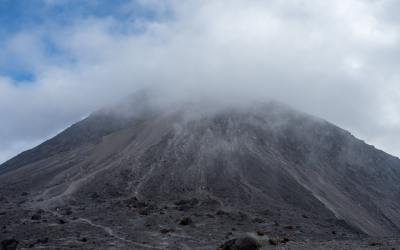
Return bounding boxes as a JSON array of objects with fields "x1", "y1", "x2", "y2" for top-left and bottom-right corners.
[{"x1": 1, "y1": 0, "x2": 400, "y2": 163}]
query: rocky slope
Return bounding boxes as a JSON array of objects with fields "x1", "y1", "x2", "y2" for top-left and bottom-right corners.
[{"x1": 1, "y1": 91, "x2": 400, "y2": 249}]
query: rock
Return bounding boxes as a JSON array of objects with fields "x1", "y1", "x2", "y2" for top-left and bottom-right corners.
[
  {"x1": 269, "y1": 238, "x2": 279, "y2": 245},
  {"x1": 257, "y1": 230, "x2": 265, "y2": 235},
  {"x1": 219, "y1": 238, "x2": 237, "y2": 250},
  {"x1": 147, "y1": 204, "x2": 158, "y2": 210},
  {"x1": 138, "y1": 210, "x2": 149, "y2": 215},
  {"x1": 188, "y1": 198, "x2": 199, "y2": 206},
  {"x1": 60, "y1": 217, "x2": 68, "y2": 224},
  {"x1": 72, "y1": 217, "x2": 78, "y2": 220},
  {"x1": 0, "y1": 211, "x2": 6, "y2": 215},
  {"x1": 217, "y1": 210, "x2": 226, "y2": 215},
  {"x1": 160, "y1": 229, "x2": 169, "y2": 234},
  {"x1": 174, "y1": 200, "x2": 186, "y2": 205},
  {"x1": 235, "y1": 232, "x2": 269, "y2": 250},
  {"x1": 35, "y1": 238, "x2": 48, "y2": 244},
  {"x1": 36, "y1": 198, "x2": 44, "y2": 202},
  {"x1": 31, "y1": 214, "x2": 41, "y2": 220},
  {"x1": 21, "y1": 192, "x2": 29, "y2": 196},
  {"x1": 66, "y1": 210, "x2": 73, "y2": 215},
  {"x1": 36, "y1": 209, "x2": 44, "y2": 214},
  {"x1": 126, "y1": 197, "x2": 138, "y2": 203},
  {"x1": 1, "y1": 239, "x2": 19, "y2": 250},
  {"x1": 179, "y1": 217, "x2": 193, "y2": 226},
  {"x1": 206, "y1": 214, "x2": 215, "y2": 218},
  {"x1": 82, "y1": 237, "x2": 88, "y2": 242}
]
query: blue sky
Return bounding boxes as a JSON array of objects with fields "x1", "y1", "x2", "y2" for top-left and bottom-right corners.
[
  {"x1": 1, "y1": 0, "x2": 400, "y2": 164},
  {"x1": 0, "y1": 0, "x2": 166, "y2": 82}
]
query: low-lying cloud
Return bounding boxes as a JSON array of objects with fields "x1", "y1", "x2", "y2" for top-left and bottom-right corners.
[{"x1": 1, "y1": 0, "x2": 400, "y2": 163}]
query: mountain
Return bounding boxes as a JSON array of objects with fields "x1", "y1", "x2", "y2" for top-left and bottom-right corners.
[{"x1": 1, "y1": 90, "x2": 400, "y2": 249}]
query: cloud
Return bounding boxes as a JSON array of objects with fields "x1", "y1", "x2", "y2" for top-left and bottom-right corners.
[{"x1": 1, "y1": 0, "x2": 400, "y2": 163}]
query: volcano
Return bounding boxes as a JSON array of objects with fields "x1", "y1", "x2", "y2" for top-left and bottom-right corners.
[{"x1": 1, "y1": 89, "x2": 400, "y2": 249}]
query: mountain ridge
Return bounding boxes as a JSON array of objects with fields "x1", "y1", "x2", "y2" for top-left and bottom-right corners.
[{"x1": 1, "y1": 91, "x2": 400, "y2": 249}]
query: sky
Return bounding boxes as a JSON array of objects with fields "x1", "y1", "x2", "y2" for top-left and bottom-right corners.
[{"x1": 0, "y1": 0, "x2": 400, "y2": 164}]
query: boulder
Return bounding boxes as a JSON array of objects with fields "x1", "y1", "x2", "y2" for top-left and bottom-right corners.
[
  {"x1": 235, "y1": 232, "x2": 269, "y2": 250},
  {"x1": 1, "y1": 239, "x2": 19, "y2": 250}
]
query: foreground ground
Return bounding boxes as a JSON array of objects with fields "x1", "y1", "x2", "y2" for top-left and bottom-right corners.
[{"x1": 1, "y1": 191, "x2": 399, "y2": 250}]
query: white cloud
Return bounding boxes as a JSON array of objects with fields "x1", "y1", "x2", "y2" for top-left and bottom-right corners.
[{"x1": 1, "y1": 0, "x2": 400, "y2": 164}]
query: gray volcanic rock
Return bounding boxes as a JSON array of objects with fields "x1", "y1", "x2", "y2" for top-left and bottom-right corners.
[
  {"x1": 235, "y1": 232, "x2": 270, "y2": 249},
  {"x1": 1, "y1": 91, "x2": 400, "y2": 249}
]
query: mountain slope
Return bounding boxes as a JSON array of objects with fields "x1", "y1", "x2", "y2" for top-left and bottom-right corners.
[
  {"x1": 1, "y1": 92, "x2": 400, "y2": 249},
  {"x1": 0, "y1": 89, "x2": 159, "y2": 175}
]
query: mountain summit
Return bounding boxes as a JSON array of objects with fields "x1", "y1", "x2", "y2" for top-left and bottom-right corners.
[{"x1": 1, "y1": 90, "x2": 400, "y2": 249}]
